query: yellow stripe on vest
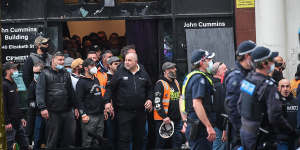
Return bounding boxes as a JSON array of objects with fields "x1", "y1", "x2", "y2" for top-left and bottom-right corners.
[{"x1": 180, "y1": 70, "x2": 213, "y2": 113}]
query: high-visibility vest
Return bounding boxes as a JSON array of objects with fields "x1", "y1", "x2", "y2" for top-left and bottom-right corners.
[
  {"x1": 153, "y1": 79, "x2": 181, "y2": 120},
  {"x1": 180, "y1": 70, "x2": 213, "y2": 113},
  {"x1": 290, "y1": 79, "x2": 300, "y2": 97},
  {"x1": 95, "y1": 70, "x2": 108, "y2": 97}
]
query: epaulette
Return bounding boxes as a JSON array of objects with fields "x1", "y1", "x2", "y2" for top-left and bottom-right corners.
[{"x1": 264, "y1": 79, "x2": 274, "y2": 86}]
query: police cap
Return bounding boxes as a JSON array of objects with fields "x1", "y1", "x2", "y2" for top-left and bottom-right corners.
[
  {"x1": 237, "y1": 40, "x2": 256, "y2": 56},
  {"x1": 191, "y1": 49, "x2": 215, "y2": 65},
  {"x1": 251, "y1": 46, "x2": 279, "y2": 62}
]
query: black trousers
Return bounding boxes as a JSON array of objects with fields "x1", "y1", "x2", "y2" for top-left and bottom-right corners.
[
  {"x1": 46, "y1": 110, "x2": 76, "y2": 148},
  {"x1": 117, "y1": 110, "x2": 146, "y2": 150},
  {"x1": 26, "y1": 108, "x2": 36, "y2": 143},
  {"x1": 6, "y1": 119, "x2": 29, "y2": 150}
]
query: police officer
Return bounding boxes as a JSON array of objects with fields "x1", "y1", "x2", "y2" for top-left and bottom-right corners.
[
  {"x1": 276, "y1": 79, "x2": 298, "y2": 150},
  {"x1": 182, "y1": 49, "x2": 216, "y2": 150},
  {"x1": 224, "y1": 40, "x2": 256, "y2": 149},
  {"x1": 239, "y1": 46, "x2": 294, "y2": 150}
]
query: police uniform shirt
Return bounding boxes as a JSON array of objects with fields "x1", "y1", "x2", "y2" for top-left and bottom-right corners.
[
  {"x1": 239, "y1": 72, "x2": 294, "y2": 133},
  {"x1": 185, "y1": 73, "x2": 214, "y2": 115}
]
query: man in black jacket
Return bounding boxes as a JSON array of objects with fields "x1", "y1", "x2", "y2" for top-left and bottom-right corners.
[
  {"x1": 3, "y1": 62, "x2": 29, "y2": 150},
  {"x1": 104, "y1": 52, "x2": 153, "y2": 150},
  {"x1": 36, "y1": 51, "x2": 79, "y2": 148},
  {"x1": 276, "y1": 79, "x2": 298, "y2": 150},
  {"x1": 272, "y1": 56, "x2": 285, "y2": 83},
  {"x1": 23, "y1": 36, "x2": 52, "y2": 88},
  {"x1": 211, "y1": 62, "x2": 228, "y2": 150},
  {"x1": 104, "y1": 56, "x2": 121, "y2": 150},
  {"x1": 76, "y1": 58, "x2": 105, "y2": 147}
]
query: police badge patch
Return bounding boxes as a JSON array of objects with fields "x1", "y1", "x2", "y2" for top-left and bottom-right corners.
[
  {"x1": 240, "y1": 80, "x2": 256, "y2": 96},
  {"x1": 200, "y1": 78, "x2": 205, "y2": 84}
]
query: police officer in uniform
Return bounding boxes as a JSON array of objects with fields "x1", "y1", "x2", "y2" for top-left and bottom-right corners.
[
  {"x1": 276, "y1": 79, "x2": 298, "y2": 150},
  {"x1": 239, "y1": 46, "x2": 294, "y2": 150},
  {"x1": 182, "y1": 49, "x2": 216, "y2": 150},
  {"x1": 224, "y1": 40, "x2": 256, "y2": 149}
]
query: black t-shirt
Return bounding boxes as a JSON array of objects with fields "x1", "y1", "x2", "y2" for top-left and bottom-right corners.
[
  {"x1": 3, "y1": 79, "x2": 24, "y2": 124},
  {"x1": 76, "y1": 77, "x2": 104, "y2": 115},
  {"x1": 212, "y1": 77, "x2": 226, "y2": 130}
]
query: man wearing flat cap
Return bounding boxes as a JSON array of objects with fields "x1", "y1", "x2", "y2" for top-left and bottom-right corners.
[
  {"x1": 182, "y1": 49, "x2": 216, "y2": 150},
  {"x1": 238, "y1": 46, "x2": 294, "y2": 149},
  {"x1": 224, "y1": 40, "x2": 256, "y2": 149},
  {"x1": 23, "y1": 36, "x2": 52, "y2": 88},
  {"x1": 153, "y1": 62, "x2": 182, "y2": 149}
]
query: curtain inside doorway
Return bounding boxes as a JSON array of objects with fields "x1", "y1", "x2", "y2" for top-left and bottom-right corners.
[{"x1": 126, "y1": 20, "x2": 159, "y2": 83}]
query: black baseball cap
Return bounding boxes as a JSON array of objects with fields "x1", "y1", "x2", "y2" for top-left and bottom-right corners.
[{"x1": 3, "y1": 62, "x2": 18, "y2": 72}]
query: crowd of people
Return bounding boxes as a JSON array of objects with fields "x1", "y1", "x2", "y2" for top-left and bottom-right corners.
[
  {"x1": 3, "y1": 33, "x2": 300, "y2": 150},
  {"x1": 62, "y1": 31, "x2": 126, "y2": 61}
]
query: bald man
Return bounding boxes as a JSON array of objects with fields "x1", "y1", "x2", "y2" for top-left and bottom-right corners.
[
  {"x1": 104, "y1": 52, "x2": 153, "y2": 150},
  {"x1": 276, "y1": 79, "x2": 298, "y2": 149},
  {"x1": 272, "y1": 56, "x2": 286, "y2": 82}
]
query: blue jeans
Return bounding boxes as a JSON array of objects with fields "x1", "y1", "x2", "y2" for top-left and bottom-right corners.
[
  {"x1": 185, "y1": 112, "x2": 212, "y2": 150},
  {"x1": 213, "y1": 127, "x2": 226, "y2": 150},
  {"x1": 277, "y1": 141, "x2": 288, "y2": 150},
  {"x1": 155, "y1": 120, "x2": 182, "y2": 149},
  {"x1": 33, "y1": 116, "x2": 46, "y2": 150}
]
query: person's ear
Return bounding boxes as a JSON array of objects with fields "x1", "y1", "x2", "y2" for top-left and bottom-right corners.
[{"x1": 200, "y1": 61, "x2": 203, "y2": 65}]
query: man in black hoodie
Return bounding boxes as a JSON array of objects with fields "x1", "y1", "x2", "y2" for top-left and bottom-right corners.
[
  {"x1": 104, "y1": 52, "x2": 153, "y2": 150},
  {"x1": 153, "y1": 62, "x2": 182, "y2": 149},
  {"x1": 76, "y1": 58, "x2": 105, "y2": 147}
]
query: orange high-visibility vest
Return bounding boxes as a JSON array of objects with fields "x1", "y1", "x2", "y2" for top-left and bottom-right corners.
[
  {"x1": 95, "y1": 70, "x2": 108, "y2": 97},
  {"x1": 290, "y1": 79, "x2": 300, "y2": 97},
  {"x1": 153, "y1": 79, "x2": 181, "y2": 120}
]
